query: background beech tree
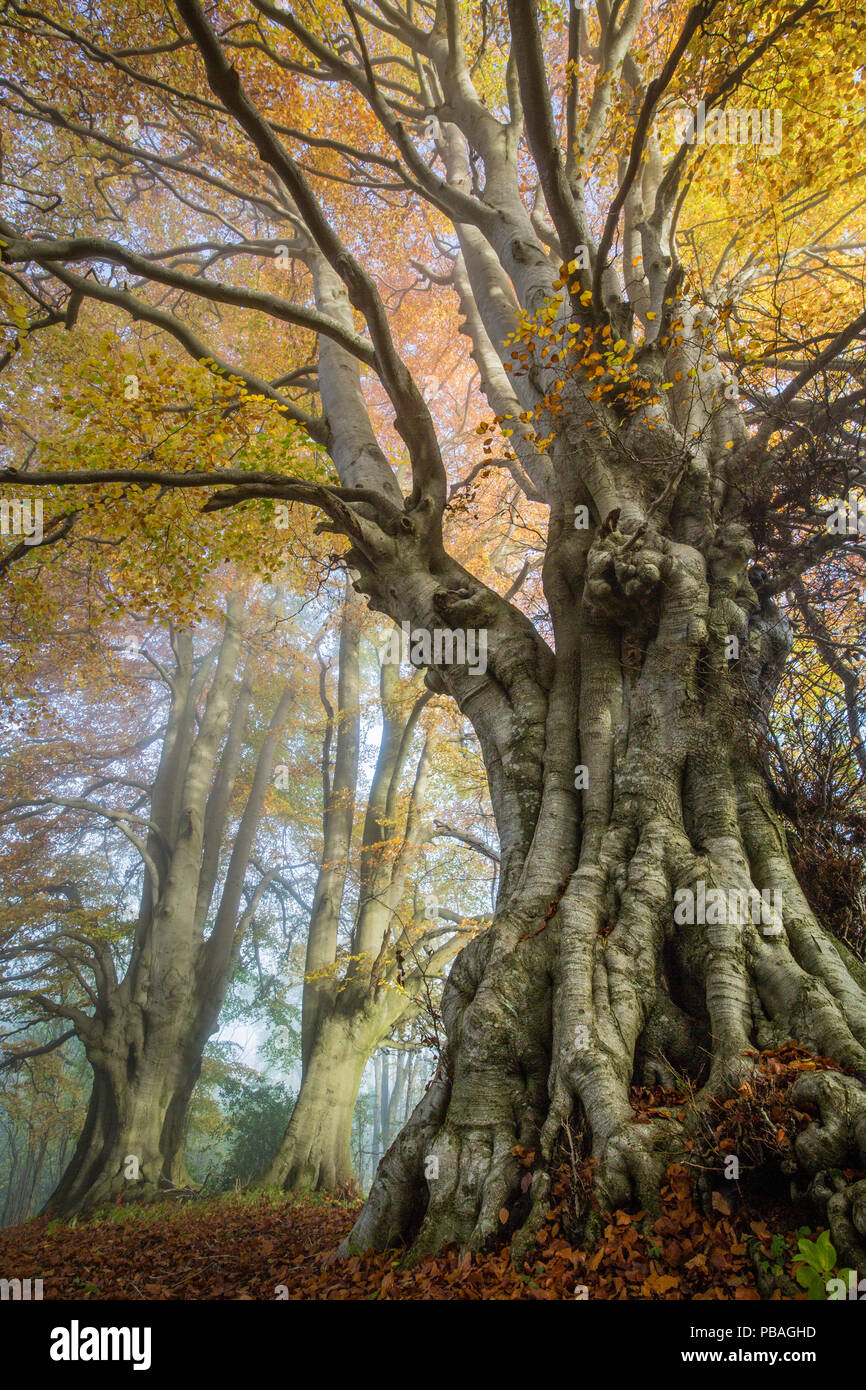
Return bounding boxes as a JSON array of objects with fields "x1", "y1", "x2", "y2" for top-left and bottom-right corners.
[
  {"x1": 0, "y1": 0, "x2": 865, "y2": 1268},
  {"x1": 0, "y1": 562, "x2": 491, "y2": 1213},
  {"x1": 263, "y1": 586, "x2": 489, "y2": 1194},
  {"x1": 0, "y1": 590, "x2": 295, "y2": 1214}
]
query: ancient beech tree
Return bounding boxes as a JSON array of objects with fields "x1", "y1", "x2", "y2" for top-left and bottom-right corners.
[{"x1": 1, "y1": 0, "x2": 866, "y2": 1263}]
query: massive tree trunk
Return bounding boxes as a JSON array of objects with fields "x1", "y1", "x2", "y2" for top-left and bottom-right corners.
[
  {"x1": 46, "y1": 1030, "x2": 201, "y2": 1214},
  {"x1": 343, "y1": 502, "x2": 866, "y2": 1266}
]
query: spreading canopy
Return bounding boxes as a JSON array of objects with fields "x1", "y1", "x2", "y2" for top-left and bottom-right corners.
[{"x1": 2, "y1": 0, "x2": 866, "y2": 1262}]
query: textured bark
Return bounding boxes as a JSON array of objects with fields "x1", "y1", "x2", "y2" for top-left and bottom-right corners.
[
  {"x1": 343, "y1": 519, "x2": 866, "y2": 1266},
  {"x1": 46, "y1": 1038, "x2": 200, "y2": 1214}
]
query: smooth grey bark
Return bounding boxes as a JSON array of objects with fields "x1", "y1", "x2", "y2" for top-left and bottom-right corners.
[{"x1": 301, "y1": 582, "x2": 362, "y2": 1074}]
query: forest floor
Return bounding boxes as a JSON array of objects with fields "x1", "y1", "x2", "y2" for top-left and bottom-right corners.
[
  {"x1": 0, "y1": 1175, "x2": 817, "y2": 1301},
  {"x1": 0, "y1": 1044, "x2": 849, "y2": 1300}
]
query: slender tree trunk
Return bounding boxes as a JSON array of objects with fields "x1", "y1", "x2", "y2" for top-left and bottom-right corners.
[
  {"x1": 403, "y1": 1055, "x2": 416, "y2": 1127},
  {"x1": 372, "y1": 1053, "x2": 383, "y2": 1172},
  {"x1": 264, "y1": 596, "x2": 461, "y2": 1194},
  {"x1": 386, "y1": 1052, "x2": 407, "y2": 1152}
]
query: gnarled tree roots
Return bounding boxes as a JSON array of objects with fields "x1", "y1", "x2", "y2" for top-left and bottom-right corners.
[{"x1": 341, "y1": 527, "x2": 866, "y2": 1272}]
